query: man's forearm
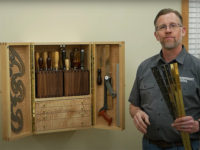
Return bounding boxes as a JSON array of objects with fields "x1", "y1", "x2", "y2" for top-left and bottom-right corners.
[{"x1": 129, "y1": 103, "x2": 141, "y2": 118}]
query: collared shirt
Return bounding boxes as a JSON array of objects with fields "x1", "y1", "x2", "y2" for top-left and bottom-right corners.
[{"x1": 129, "y1": 46, "x2": 200, "y2": 142}]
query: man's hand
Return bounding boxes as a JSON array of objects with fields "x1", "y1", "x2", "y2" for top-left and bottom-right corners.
[
  {"x1": 133, "y1": 110, "x2": 150, "y2": 134},
  {"x1": 171, "y1": 116, "x2": 199, "y2": 133},
  {"x1": 129, "y1": 104, "x2": 150, "y2": 134}
]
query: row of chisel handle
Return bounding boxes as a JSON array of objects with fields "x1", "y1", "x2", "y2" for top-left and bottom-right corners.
[{"x1": 35, "y1": 47, "x2": 85, "y2": 71}]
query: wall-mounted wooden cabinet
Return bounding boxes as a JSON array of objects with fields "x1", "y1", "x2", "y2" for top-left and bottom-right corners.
[{"x1": 0, "y1": 42, "x2": 125, "y2": 141}]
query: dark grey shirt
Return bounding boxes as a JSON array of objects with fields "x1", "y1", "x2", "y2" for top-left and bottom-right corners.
[{"x1": 129, "y1": 46, "x2": 200, "y2": 142}]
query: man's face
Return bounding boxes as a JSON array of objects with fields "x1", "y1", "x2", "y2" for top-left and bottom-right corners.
[{"x1": 154, "y1": 13, "x2": 186, "y2": 50}]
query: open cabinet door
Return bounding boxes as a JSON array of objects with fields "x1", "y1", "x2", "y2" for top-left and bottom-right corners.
[
  {"x1": 0, "y1": 43, "x2": 33, "y2": 140},
  {"x1": 92, "y1": 42, "x2": 125, "y2": 130}
]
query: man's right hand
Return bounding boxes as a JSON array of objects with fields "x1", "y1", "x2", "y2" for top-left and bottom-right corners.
[{"x1": 129, "y1": 104, "x2": 150, "y2": 134}]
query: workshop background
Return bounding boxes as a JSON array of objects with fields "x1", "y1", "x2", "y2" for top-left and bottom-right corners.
[{"x1": 0, "y1": 0, "x2": 181, "y2": 150}]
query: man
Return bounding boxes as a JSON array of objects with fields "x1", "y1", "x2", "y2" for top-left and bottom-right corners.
[{"x1": 129, "y1": 8, "x2": 200, "y2": 150}]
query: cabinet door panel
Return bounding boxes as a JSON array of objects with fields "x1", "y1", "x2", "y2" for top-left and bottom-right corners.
[
  {"x1": 0, "y1": 43, "x2": 32, "y2": 140},
  {"x1": 92, "y1": 42, "x2": 125, "y2": 130}
]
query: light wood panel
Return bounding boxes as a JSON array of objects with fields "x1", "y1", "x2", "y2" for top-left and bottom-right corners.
[{"x1": 1, "y1": 43, "x2": 33, "y2": 140}]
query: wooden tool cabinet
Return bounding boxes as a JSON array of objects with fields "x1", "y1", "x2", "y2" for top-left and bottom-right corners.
[{"x1": 0, "y1": 42, "x2": 125, "y2": 141}]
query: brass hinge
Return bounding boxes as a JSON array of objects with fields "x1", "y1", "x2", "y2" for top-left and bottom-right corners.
[
  {"x1": 30, "y1": 44, "x2": 35, "y2": 132},
  {"x1": 90, "y1": 45, "x2": 95, "y2": 125}
]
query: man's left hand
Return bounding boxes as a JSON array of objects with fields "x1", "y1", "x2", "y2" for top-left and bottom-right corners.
[{"x1": 171, "y1": 116, "x2": 199, "y2": 133}]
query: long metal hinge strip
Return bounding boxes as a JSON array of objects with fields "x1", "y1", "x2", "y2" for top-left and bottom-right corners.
[
  {"x1": 91, "y1": 45, "x2": 94, "y2": 126},
  {"x1": 170, "y1": 63, "x2": 192, "y2": 150},
  {"x1": 30, "y1": 44, "x2": 35, "y2": 132}
]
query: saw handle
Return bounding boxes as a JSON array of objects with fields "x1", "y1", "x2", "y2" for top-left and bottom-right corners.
[{"x1": 98, "y1": 110, "x2": 112, "y2": 126}]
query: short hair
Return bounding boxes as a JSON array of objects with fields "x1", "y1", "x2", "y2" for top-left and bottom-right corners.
[{"x1": 154, "y1": 8, "x2": 183, "y2": 27}]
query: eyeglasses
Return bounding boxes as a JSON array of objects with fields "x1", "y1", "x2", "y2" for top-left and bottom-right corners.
[{"x1": 156, "y1": 23, "x2": 182, "y2": 31}]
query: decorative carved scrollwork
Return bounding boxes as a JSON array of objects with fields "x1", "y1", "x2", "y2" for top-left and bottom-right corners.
[{"x1": 9, "y1": 46, "x2": 25, "y2": 133}]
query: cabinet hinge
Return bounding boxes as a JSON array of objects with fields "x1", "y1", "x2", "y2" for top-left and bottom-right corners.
[{"x1": 30, "y1": 44, "x2": 35, "y2": 132}]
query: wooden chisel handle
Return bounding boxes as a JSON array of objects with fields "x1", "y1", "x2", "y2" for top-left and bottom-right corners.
[
  {"x1": 80, "y1": 49, "x2": 84, "y2": 70},
  {"x1": 38, "y1": 57, "x2": 43, "y2": 71},
  {"x1": 61, "y1": 47, "x2": 66, "y2": 70},
  {"x1": 35, "y1": 52, "x2": 40, "y2": 71},
  {"x1": 47, "y1": 55, "x2": 52, "y2": 70},
  {"x1": 54, "y1": 51, "x2": 59, "y2": 70},
  {"x1": 43, "y1": 51, "x2": 48, "y2": 70},
  {"x1": 65, "y1": 59, "x2": 70, "y2": 70}
]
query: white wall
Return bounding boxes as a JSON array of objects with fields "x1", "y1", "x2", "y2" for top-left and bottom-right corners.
[{"x1": 0, "y1": 0, "x2": 181, "y2": 150}]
